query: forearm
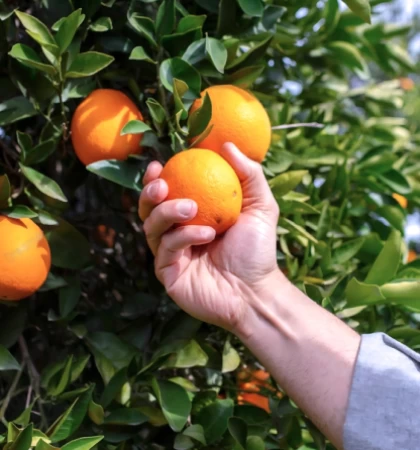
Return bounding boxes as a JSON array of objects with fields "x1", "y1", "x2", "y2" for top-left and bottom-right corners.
[{"x1": 235, "y1": 271, "x2": 361, "y2": 449}]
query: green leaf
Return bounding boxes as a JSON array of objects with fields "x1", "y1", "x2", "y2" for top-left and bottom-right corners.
[
  {"x1": 9, "y1": 44, "x2": 56, "y2": 75},
  {"x1": 377, "y1": 170, "x2": 411, "y2": 195},
  {"x1": 104, "y1": 408, "x2": 148, "y2": 426},
  {"x1": 237, "y1": 0, "x2": 264, "y2": 17},
  {"x1": 152, "y1": 379, "x2": 192, "y2": 432},
  {"x1": 381, "y1": 281, "x2": 420, "y2": 310},
  {"x1": 205, "y1": 37, "x2": 227, "y2": 73},
  {"x1": 146, "y1": 98, "x2": 167, "y2": 134},
  {"x1": 331, "y1": 237, "x2": 365, "y2": 266},
  {"x1": 121, "y1": 120, "x2": 151, "y2": 135},
  {"x1": 48, "y1": 356, "x2": 73, "y2": 396},
  {"x1": 226, "y1": 36, "x2": 272, "y2": 71},
  {"x1": 188, "y1": 92, "x2": 212, "y2": 138},
  {"x1": 23, "y1": 139, "x2": 58, "y2": 166},
  {"x1": 59, "y1": 276, "x2": 81, "y2": 318},
  {"x1": 177, "y1": 15, "x2": 206, "y2": 33},
  {"x1": 47, "y1": 389, "x2": 93, "y2": 442},
  {"x1": 262, "y1": 5, "x2": 286, "y2": 30},
  {"x1": 160, "y1": 57, "x2": 201, "y2": 98},
  {"x1": 55, "y1": 9, "x2": 85, "y2": 54},
  {"x1": 46, "y1": 219, "x2": 91, "y2": 270},
  {"x1": 326, "y1": 41, "x2": 366, "y2": 72},
  {"x1": 269, "y1": 170, "x2": 308, "y2": 198},
  {"x1": 228, "y1": 417, "x2": 247, "y2": 449},
  {"x1": 1, "y1": 205, "x2": 37, "y2": 219},
  {"x1": 324, "y1": 0, "x2": 340, "y2": 34},
  {"x1": 66, "y1": 52, "x2": 114, "y2": 78},
  {"x1": 183, "y1": 424, "x2": 206, "y2": 445},
  {"x1": 345, "y1": 278, "x2": 385, "y2": 306},
  {"x1": 87, "y1": 159, "x2": 143, "y2": 191},
  {"x1": 90, "y1": 17, "x2": 112, "y2": 32},
  {"x1": 88, "y1": 400, "x2": 104, "y2": 425},
  {"x1": 0, "y1": 175, "x2": 11, "y2": 209},
  {"x1": 0, "y1": 97, "x2": 37, "y2": 126},
  {"x1": 342, "y1": 0, "x2": 371, "y2": 24},
  {"x1": 246, "y1": 436, "x2": 265, "y2": 450},
  {"x1": 0, "y1": 345, "x2": 21, "y2": 371},
  {"x1": 17, "y1": 131, "x2": 33, "y2": 155},
  {"x1": 173, "y1": 435, "x2": 194, "y2": 450},
  {"x1": 129, "y1": 46, "x2": 156, "y2": 63},
  {"x1": 222, "y1": 340, "x2": 240, "y2": 373},
  {"x1": 19, "y1": 164, "x2": 67, "y2": 203},
  {"x1": 61, "y1": 436, "x2": 103, "y2": 450},
  {"x1": 162, "y1": 28, "x2": 203, "y2": 56},
  {"x1": 164, "y1": 340, "x2": 209, "y2": 368},
  {"x1": 156, "y1": 0, "x2": 175, "y2": 37},
  {"x1": 195, "y1": 398, "x2": 234, "y2": 444},
  {"x1": 15, "y1": 11, "x2": 57, "y2": 48},
  {"x1": 365, "y1": 230, "x2": 402, "y2": 285},
  {"x1": 128, "y1": 15, "x2": 156, "y2": 48},
  {"x1": 8, "y1": 424, "x2": 33, "y2": 450},
  {"x1": 225, "y1": 65, "x2": 265, "y2": 88}
]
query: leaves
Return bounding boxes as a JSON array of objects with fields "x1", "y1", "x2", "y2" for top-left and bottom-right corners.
[
  {"x1": 61, "y1": 436, "x2": 103, "y2": 450},
  {"x1": 55, "y1": 9, "x2": 85, "y2": 54},
  {"x1": 152, "y1": 379, "x2": 192, "y2": 432},
  {"x1": 237, "y1": 0, "x2": 264, "y2": 17},
  {"x1": 205, "y1": 37, "x2": 228, "y2": 73},
  {"x1": 19, "y1": 164, "x2": 67, "y2": 203},
  {"x1": 188, "y1": 92, "x2": 212, "y2": 138},
  {"x1": 160, "y1": 57, "x2": 201, "y2": 98},
  {"x1": 129, "y1": 46, "x2": 156, "y2": 63},
  {"x1": 195, "y1": 399, "x2": 234, "y2": 444},
  {"x1": 269, "y1": 170, "x2": 308, "y2": 198},
  {"x1": 9, "y1": 44, "x2": 56, "y2": 75},
  {"x1": 121, "y1": 120, "x2": 152, "y2": 135},
  {"x1": 87, "y1": 160, "x2": 143, "y2": 191},
  {"x1": 0, "y1": 345, "x2": 21, "y2": 371},
  {"x1": 342, "y1": 0, "x2": 371, "y2": 24},
  {"x1": 66, "y1": 52, "x2": 114, "y2": 78}
]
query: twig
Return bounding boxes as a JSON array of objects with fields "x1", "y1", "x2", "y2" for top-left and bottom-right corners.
[
  {"x1": 19, "y1": 336, "x2": 48, "y2": 430},
  {"x1": 272, "y1": 122, "x2": 324, "y2": 130},
  {"x1": 0, "y1": 361, "x2": 26, "y2": 424}
]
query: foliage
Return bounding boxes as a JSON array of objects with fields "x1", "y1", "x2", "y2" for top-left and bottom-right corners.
[{"x1": 0, "y1": 0, "x2": 418, "y2": 449}]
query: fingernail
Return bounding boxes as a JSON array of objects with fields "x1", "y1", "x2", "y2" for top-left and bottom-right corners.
[
  {"x1": 147, "y1": 181, "x2": 159, "y2": 199},
  {"x1": 177, "y1": 200, "x2": 194, "y2": 218}
]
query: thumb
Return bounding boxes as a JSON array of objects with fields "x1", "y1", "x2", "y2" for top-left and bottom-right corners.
[{"x1": 220, "y1": 142, "x2": 277, "y2": 214}]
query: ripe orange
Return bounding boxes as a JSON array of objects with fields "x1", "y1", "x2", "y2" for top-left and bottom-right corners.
[
  {"x1": 408, "y1": 250, "x2": 417, "y2": 263},
  {"x1": 0, "y1": 216, "x2": 51, "y2": 301},
  {"x1": 71, "y1": 89, "x2": 144, "y2": 166},
  {"x1": 393, "y1": 193, "x2": 408, "y2": 209},
  {"x1": 237, "y1": 368, "x2": 280, "y2": 413},
  {"x1": 160, "y1": 149, "x2": 242, "y2": 235},
  {"x1": 189, "y1": 85, "x2": 272, "y2": 162}
]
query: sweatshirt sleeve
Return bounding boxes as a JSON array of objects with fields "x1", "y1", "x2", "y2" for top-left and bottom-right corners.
[{"x1": 344, "y1": 332, "x2": 420, "y2": 450}]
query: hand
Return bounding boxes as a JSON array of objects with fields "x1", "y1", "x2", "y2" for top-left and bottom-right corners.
[{"x1": 139, "y1": 143, "x2": 282, "y2": 334}]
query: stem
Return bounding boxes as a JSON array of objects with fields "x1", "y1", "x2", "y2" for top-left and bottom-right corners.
[
  {"x1": 58, "y1": 87, "x2": 69, "y2": 141},
  {"x1": 271, "y1": 122, "x2": 324, "y2": 130},
  {"x1": 19, "y1": 336, "x2": 48, "y2": 430},
  {"x1": 0, "y1": 361, "x2": 26, "y2": 423}
]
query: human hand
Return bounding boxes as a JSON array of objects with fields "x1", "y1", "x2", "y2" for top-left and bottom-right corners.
[{"x1": 138, "y1": 143, "x2": 283, "y2": 335}]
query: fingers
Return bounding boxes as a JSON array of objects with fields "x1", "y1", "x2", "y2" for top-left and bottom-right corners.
[
  {"x1": 143, "y1": 161, "x2": 163, "y2": 186},
  {"x1": 143, "y1": 199, "x2": 198, "y2": 254},
  {"x1": 220, "y1": 142, "x2": 279, "y2": 217},
  {"x1": 139, "y1": 178, "x2": 168, "y2": 222},
  {"x1": 155, "y1": 226, "x2": 216, "y2": 286}
]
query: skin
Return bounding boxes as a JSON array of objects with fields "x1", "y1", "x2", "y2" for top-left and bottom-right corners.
[{"x1": 139, "y1": 142, "x2": 361, "y2": 449}]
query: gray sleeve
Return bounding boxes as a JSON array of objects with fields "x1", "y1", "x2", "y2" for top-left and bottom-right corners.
[{"x1": 344, "y1": 333, "x2": 420, "y2": 450}]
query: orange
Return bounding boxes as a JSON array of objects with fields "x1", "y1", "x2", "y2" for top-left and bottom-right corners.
[
  {"x1": 160, "y1": 149, "x2": 242, "y2": 235},
  {"x1": 0, "y1": 216, "x2": 51, "y2": 301},
  {"x1": 71, "y1": 89, "x2": 144, "y2": 165},
  {"x1": 189, "y1": 85, "x2": 271, "y2": 162},
  {"x1": 237, "y1": 368, "x2": 280, "y2": 413},
  {"x1": 393, "y1": 193, "x2": 408, "y2": 209},
  {"x1": 408, "y1": 250, "x2": 417, "y2": 263},
  {"x1": 400, "y1": 77, "x2": 415, "y2": 91}
]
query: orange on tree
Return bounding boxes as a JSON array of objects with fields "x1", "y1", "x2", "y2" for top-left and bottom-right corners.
[
  {"x1": 0, "y1": 216, "x2": 51, "y2": 301},
  {"x1": 237, "y1": 368, "x2": 279, "y2": 413},
  {"x1": 408, "y1": 250, "x2": 417, "y2": 263},
  {"x1": 71, "y1": 89, "x2": 144, "y2": 166},
  {"x1": 189, "y1": 85, "x2": 272, "y2": 163},
  {"x1": 160, "y1": 149, "x2": 242, "y2": 235},
  {"x1": 393, "y1": 193, "x2": 408, "y2": 209}
]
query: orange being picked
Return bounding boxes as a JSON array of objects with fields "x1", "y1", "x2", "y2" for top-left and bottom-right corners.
[
  {"x1": 189, "y1": 85, "x2": 272, "y2": 162},
  {"x1": 160, "y1": 149, "x2": 242, "y2": 235},
  {"x1": 71, "y1": 89, "x2": 144, "y2": 166},
  {"x1": 0, "y1": 216, "x2": 51, "y2": 301},
  {"x1": 237, "y1": 368, "x2": 278, "y2": 413}
]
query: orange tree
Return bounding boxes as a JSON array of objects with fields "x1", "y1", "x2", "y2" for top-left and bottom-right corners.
[{"x1": 0, "y1": 0, "x2": 418, "y2": 449}]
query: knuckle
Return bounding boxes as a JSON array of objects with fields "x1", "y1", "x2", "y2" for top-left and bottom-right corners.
[{"x1": 142, "y1": 217, "x2": 152, "y2": 236}]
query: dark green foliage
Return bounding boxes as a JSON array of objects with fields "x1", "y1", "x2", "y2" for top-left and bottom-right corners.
[{"x1": 0, "y1": 0, "x2": 418, "y2": 449}]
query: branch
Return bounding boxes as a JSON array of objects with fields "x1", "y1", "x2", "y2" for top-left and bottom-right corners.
[
  {"x1": 0, "y1": 361, "x2": 26, "y2": 423},
  {"x1": 272, "y1": 122, "x2": 324, "y2": 130}
]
